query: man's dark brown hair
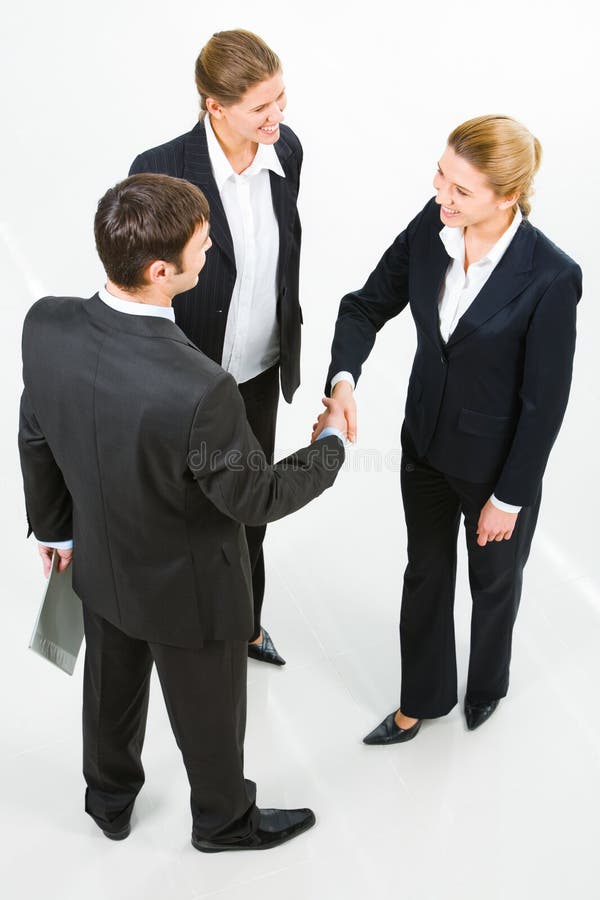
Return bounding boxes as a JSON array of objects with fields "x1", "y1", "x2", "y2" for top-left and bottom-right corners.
[{"x1": 94, "y1": 174, "x2": 210, "y2": 289}]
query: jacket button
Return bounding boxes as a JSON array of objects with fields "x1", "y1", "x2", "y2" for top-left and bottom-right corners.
[
  {"x1": 440, "y1": 354, "x2": 446, "y2": 364},
  {"x1": 405, "y1": 463, "x2": 415, "y2": 472}
]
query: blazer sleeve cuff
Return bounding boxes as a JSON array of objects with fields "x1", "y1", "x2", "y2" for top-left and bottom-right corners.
[
  {"x1": 36, "y1": 538, "x2": 74, "y2": 550},
  {"x1": 330, "y1": 371, "x2": 355, "y2": 391},
  {"x1": 489, "y1": 494, "x2": 522, "y2": 514}
]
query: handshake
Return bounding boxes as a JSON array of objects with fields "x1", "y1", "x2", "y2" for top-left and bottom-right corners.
[{"x1": 311, "y1": 380, "x2": 357, "y2": 444}]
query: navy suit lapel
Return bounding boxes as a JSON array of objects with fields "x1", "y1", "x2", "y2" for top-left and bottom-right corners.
[
  {"x1": 271, "y1": 133, "x2": 296, "y2": 283},
  {"x1": 446, "y1": 220, "x2": 537, "y2": 348},
  {"x1": 182, "y1": 122, "x2": 236, "y2": 271},
  {"x1": 269, "y1": 168, "x2": 292, "y2": 285},
  {"x1": 413, "y1": 219, "x2": 452, "y2": 348}
]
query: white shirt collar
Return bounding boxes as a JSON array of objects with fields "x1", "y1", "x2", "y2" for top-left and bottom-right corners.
[
  {"x1": 99, "y1": 284, "x2": 175, "y2": 321},
  {"x1": 204, "y1": 113, "x2": 285, "y2": 190},
  {"x1": 440, "y1": 206, "x2": 523, "y2": 267}
]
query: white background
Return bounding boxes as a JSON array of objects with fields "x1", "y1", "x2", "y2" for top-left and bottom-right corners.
[{"x1": 2, "y1": 2, "x2": 599, "y2": 898}]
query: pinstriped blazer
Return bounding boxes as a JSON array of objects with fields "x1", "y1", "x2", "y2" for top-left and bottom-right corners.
[
  {"x1": 129, "y1": 120, "x2": 303, "y2": 402},
  {"x1": 19, "y1": 295, "x2": 344, "y2": 644}
]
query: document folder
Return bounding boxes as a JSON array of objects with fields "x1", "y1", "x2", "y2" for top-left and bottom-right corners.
[{"x1": 29, "y1": 552, "x2": 84, "y2": 675}]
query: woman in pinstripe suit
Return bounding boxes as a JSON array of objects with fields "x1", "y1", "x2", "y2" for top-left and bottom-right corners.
[{"x1": 130, "y1": 30, "x2": 304, "y2": 667}]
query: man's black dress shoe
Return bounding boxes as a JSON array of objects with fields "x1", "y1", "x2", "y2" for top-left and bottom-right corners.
[
  {"x1": 192, "y1": 807, "x2": 315, "y2": 853},
  {"x1": 247, "y1": 627, "x2": 286, "y2": 666},
  {"x1": 102, "y1": 823, "x2": 131, "y2": 841},
  {"x1": 363, "y1": 711, "x2": 422, "y2": 745},
  {"x1": 465, "y1": 698, "x2": 500, "y2": 731}
]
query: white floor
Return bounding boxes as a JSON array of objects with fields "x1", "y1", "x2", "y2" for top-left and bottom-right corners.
[
  {"x1": 2, "y1": 2, "x2": 600, "y2": 891},
  {"x1": 3, "y1": 221, "x2": 600, "y2": 898},
  {"x1": 3, "y1": 334, "x2": 600, "y2": 898}
]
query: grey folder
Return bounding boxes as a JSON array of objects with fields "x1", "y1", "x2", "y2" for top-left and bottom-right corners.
[{"x1": 29, "y1": 552, "x2": 84, "y2": 675}]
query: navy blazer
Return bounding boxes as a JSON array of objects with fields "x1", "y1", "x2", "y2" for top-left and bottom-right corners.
[
  {"x1": 130, "y1": 121, "x2": 303, "y2": 402},
  {"x1": 326, "y1": 198, "x2": 582, "y2": 506}
]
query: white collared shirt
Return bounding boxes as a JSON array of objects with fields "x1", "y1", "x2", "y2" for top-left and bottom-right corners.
[
  {"x1": 438, "y1": 210, "x2": 523, "y2": 512},
  {"x1": 331, "y1": 209, "x2": 524, "y2": 512},
  {"x1": 331, "y1": 212, "x2": 523, "y2": 391},
  {"x1": 99, "y1": 284, "x2": 175, "y2": 321},
  {"x1": 205, "y1": 113, "x2": 283, "y2": 384},
  {"x1": 438, "y1": 208, "x2": 522, "y2": 343}
]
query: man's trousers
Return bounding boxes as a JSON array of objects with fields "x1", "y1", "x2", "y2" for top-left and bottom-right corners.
[{"x1": 82, "y1": 606, "x2": 259, "y2": 842}]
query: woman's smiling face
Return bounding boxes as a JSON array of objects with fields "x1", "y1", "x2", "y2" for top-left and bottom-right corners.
[
  {"x1": 208, "y1": 72, "x2": 287, "y2": 145},
  {"x1": 433, "y1": 145, "x2": 517, "y2": 229}
]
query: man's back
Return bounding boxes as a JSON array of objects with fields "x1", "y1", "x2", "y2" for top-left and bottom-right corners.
[{"x1": 20, "y1": 294, "x2": 343, "y2": 645}]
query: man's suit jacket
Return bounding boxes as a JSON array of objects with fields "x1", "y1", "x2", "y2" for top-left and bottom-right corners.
[
  {"x1": 129, "y1": 121, "x2": 303, "y2": 402},
  {"x1": 326, "y1": 197, "x2": 582, "y2": 507},
  {"x1": 19, "y1": 295, "x2": 343, "y2": 647}
]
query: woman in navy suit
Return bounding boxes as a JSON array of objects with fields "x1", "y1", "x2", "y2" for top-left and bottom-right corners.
[
  {"x1": 131, "y1": 30, "x2": 304, "y2": 666},
  {"x1": 315, "y1": 115, "x2": 582, "y2": 740}
]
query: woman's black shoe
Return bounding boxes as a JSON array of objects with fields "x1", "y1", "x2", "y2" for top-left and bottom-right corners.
[
  {"x1": 464, "y1": 699, "x2": 499, "y2": 731},
  {"x1": 363, "y1": 711, "x2": 422, "y2": 745},
  {"x1": 247, "y1": 627, "x2": 286, "y2": 666}
]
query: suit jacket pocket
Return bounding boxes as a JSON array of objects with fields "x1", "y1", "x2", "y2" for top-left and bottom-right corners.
[
  {"x1": 221, "y1": 543, "x2": 234, "y2": 566},
  {"x1": 458, "y1": 407, "x2": 514, "y2": 437},
  {"x1": 404, "y1": 372, "x2": 425, "y2": 440},
  {"x1": 407, "y1": 371, "x2": 424, "y2": 402}
]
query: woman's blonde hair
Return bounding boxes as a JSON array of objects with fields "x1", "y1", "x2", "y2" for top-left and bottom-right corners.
[
  {"x1": 448, "y1": 115, "x2": 542, "y2": 216},
  {"x1": 194, "y1": 29, "x2": 281, "y2": 115}
]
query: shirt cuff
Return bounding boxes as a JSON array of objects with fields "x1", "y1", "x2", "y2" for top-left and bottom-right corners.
[
  {"x1": 330, "y1": 371, "x2": 355, "y2": 391},
  {"x1": 489, "y1": 495, "x2": 522, "y2": 514},
  {"x1": 36, "y1": 538, "x2": 74, "y2": 550},
  {"x1": 317, "y1": 427, "x2": 346, "y2": 445}
]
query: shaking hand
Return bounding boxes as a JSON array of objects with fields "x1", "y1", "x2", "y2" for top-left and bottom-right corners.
[
  {"x1": 310, "y1": 396, "x2": 347, "y2": 443},
  {"x1": 311, "y1": 381, "x2": 357, "y2": 443}
]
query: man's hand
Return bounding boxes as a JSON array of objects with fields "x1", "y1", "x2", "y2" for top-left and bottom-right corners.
[
  {"x1": 476, "y1": 500, "x2": 519, "y2": 547},
  {"x1": 312, "y1": 381, "x2": 357, "y2": 443},
  {"x1": 38, "y1": 545, "x2": 73, "y2": 578},
  {"x1": 310, "y1": 396, "x2": 347, "y2": 443}
]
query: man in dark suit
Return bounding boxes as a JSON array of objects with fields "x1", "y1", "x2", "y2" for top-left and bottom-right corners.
[
  {"x1": 129, "y1": 38, "x2": 304, "y2": 664},
  {"x1": 19, "y1": 173, "x2": 345, "y2": 851}
]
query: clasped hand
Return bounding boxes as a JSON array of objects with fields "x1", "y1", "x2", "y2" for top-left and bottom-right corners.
[{"x1": 311, "y1": 381, "x2": 357, "y2": 443}]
